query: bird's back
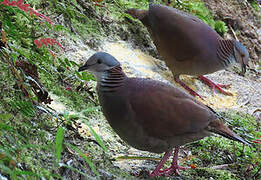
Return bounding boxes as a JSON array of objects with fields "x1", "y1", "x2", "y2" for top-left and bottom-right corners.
[{"x1": 133, "y1": 4, "x2": 225, "y2": 75}]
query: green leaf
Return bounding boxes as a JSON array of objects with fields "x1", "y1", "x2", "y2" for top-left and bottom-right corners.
[
  {"x1": 81, "y1": 118, "x2": 107, "y2": 152},
  {"x1": 82, "y1": 71, "x2": 96, "y2": 81},
  {"x1": 11, "y1": 100, "x2": 35, "y2": 117},
  {"x1": 64, "y1": 58, "x2": 71, "y2": 67},
  {"x1": 82, "y1": 107, "x2": 100, "y2": 115},
  {"x1": 53, "y1": 24, "x2": 70, "y2": 33},
  {"x1": 14, "y1": 170, "x2": 41, "y2": 178},
  {"x1": 55, "y1": 127, "x2": 65, "y2": 162},
  {"x1": 69, "y1": 60, "x2": 79, "y2": 67},
  {"x1": 45, "y1": 21, "x2": 52, "y2": 29},
  {"x1": 75, "y1": 71, "x2": 82, "y2": 79},
  {"x1": 67, "y1": 144, "x2": 100, "y2": 179},
  {"x1": 0, "y1": 113, "x2": 12, "y2": 122}
]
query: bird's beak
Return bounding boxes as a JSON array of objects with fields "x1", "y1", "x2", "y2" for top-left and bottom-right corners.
[
  {"x1": 240, "y1": 55, "x2": 249, "y2": 75},
  {"x1": 241, "y1": 63, "x2": 247, "y2": 75},
  {"x1": 78, "y1": 65, "x2": 89, "y2": 72}
]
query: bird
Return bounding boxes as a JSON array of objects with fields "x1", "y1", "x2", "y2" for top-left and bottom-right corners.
[
  {"x1": 126, "y1": 4, "x2": 249, "y2": 98},
  {"x1": 79, "y1": 52, "x2": 248, "y2": 177}
]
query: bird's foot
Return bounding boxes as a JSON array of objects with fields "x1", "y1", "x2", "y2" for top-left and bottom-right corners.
[
  {"x1": 198, "y1": 75, "x2": 233, "y2": 96},
  {"x1": 174, "y1": 75, "x2": 204, "y2": 99},
  {"x1": 150, "y1": 165, "x2": 188, "y2": 177}
]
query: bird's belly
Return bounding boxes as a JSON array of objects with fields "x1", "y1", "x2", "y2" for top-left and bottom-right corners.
[
  {"x1": 106, "y1": 114, "x2": 171, "y2": 153},
  {"x1": 99, "y1": 93, "x2": 171, "y2": 153},
  {"x1": 167, "y1": 58, "x2": 224, "y2": 76}
]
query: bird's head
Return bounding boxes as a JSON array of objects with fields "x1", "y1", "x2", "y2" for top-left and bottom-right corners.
[
  {"x1": 233, "y1": 40, "x2": 249, "y2": 74},
  {"x1": 78, "y1": 52, "x2": 120, "y2": 74}
]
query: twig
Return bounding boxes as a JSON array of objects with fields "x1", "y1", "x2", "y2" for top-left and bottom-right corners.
[
  {"x1": 210, "y1": 163, "x2": 233, "y2": 170},
  {"x1": 229, "y1": 25, "x2": 239, "y2": 41}
]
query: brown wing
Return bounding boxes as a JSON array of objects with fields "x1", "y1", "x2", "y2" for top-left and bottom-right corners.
[
  {"x1": 146, "y1": 4, "x2": 220, "y2": 62},
  {"x1": 128, "y1": 78, "x2": 215, "y2": 140}
]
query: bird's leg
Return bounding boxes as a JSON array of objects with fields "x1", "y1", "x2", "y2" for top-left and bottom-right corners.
[
  {"x1": 150, "y1": 147, "x2": 188, "y2": 177},
  {"x1": 149, "y1": 150, "x2": 173, "y2": 177},
  {"x1": 174, "y1": 75, "x2": 203, "y2": 99},
  {"x1": 158, "y1": 147, "x2": 188, "y2": 176},
  {"x1": 169, "y1": 147, "x2": 188, "y2": 175},
  {"x1": 198, "y1": 75, "x2": 233, "y2": 96}
]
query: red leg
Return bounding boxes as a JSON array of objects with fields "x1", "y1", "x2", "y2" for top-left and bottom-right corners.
[
  {"x1": 150, "y1": 150, "x2": 172, "y2": 177},
  {"x1": 174, "y1": 75, "x2": 203, "y2": 99},
  {"x1": 198, "y1": 75, "x2": 232, "y2": 96},
  {"x1": 169, "y1": 147, "x2": 188, "y2": 175},
  {"x1": 158, "y1": 147, "x2": 188, "y2": 176},
  {"x1": 150, "y1": 147, "x2": 189, "y2": 177}
]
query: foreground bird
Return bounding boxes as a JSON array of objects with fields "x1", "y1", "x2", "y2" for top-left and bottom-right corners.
[
  {"x1": 79, "y1": 52, "x2": 247, "y2": 177},
  {"x1": 126, "y1": 4, "x2": 249, "y2": 98}
]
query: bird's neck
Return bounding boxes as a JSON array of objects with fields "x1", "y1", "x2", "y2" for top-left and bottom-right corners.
[
  {"x1": 217, "y1": 39, "x2": 236, "y2": 67},
  {"x1": 97, "y1": 65, "x2": 127, "y2": 92}
]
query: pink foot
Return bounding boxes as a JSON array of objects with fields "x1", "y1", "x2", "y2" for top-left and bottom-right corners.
[
  {"x1": 198, "y1": 75, "x2": 232, "y2": 96},
  {"x1": 150, "y1": 147, "x2": 189, "y2": 177},
  {"x1": 174, "y1": 75, "x2": 204, "y2": 99},
  {"x1": 157, "y1": 164, "x2": 188, "y2": 176}
]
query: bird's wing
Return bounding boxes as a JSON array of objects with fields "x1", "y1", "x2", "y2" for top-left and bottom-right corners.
[
  {"x1": 128, "y1": 78, "x2": 214, "y2": 140},
  {"x1": 147, "y1": 4, "x2": 218, "y2": 62}
]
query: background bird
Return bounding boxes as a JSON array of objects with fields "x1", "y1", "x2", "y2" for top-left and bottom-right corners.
[
  {"x1": 126, "y1": 4, "x2": 249, "y2": 98},
  {"x1": 79, "y1": 52, "x2": 247, "y2": 177}
]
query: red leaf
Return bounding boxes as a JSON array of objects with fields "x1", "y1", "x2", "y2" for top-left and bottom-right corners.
[
  {"x1": 40, "y1": 38, "x2": 48, "y2": 47},
  {"x1": 1, "y1": 0, "x2": 10, "y2": 5},
  {"x1": 190, "y1": 164, "x2": 196, "y2": 169},
  {"x1": 253, "y1": 139, "x2": 261, "y2": 144},
  {"x1": 34, "y1": 39, "x2": 42, "y2": 48},
  {"x1": 65, "y1": 86, "x2": 72, "y2": 91},
  {"x1": 54, "y1": 41, "x2": 65, "y2": 51},
  {"x1": 9, "y1": 1, "x2": 17, "y2": 6},
  {"x1": 49, "y1": 50, "x2": 56, "y2": 57},
  {"x1": 19, "y1": 4, "x2": 29, "y2": 12}
]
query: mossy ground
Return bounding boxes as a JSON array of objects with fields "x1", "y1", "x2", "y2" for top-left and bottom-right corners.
[{"x1": 0, "y1": 0, "x2": 260, "y2": 179}]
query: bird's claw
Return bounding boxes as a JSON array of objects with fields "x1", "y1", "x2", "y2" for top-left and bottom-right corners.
[
  {"x1": 198, "y1": 76, "x2": 233, "y2": 96},
  {"x1": 150, "y1": 165, "x2": 188, "y2": 177}
]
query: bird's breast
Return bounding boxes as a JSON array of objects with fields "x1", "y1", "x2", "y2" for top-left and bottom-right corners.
[{"x1": 97, "y1": 90, "x2": 171, "y2": 153}]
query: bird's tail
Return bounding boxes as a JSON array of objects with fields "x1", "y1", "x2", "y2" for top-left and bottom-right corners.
[{"x1": 209, "y1": 119, "x2": 249, "y2": 145}]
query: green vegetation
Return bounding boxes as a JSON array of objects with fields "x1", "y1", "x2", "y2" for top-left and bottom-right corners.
[
  {"x1": 0, "y1": 0, "x2": 260, "y2": 179},
  {"x1": 248, "y1": 0, "x2": 261, "y2": 11}
]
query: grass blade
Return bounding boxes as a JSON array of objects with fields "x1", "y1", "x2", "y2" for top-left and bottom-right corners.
[
  {"x1": 81, "y1": 118, "x2": 107, "y2": 152},
  {"x1": 67, "y1": 143, "x2": 100, "y2": 180},
  {"x1": 55, "y1": 127, "x2": 65, "y2": 162}
]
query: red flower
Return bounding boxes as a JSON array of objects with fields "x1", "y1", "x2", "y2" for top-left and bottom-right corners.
[
  {"x1": 253, "y1": 139, "x2": 261, "y2": 144},
  {"x1": 190, "y1": 164, "x2": 196, "y2": 169},
  {"x1": 65, "y1": 86, "x2": 72, "y2": 91},
  {"x1": 33, "y1": 39, "x2": 42, "y2": 48},
  {"x1": 1, "y1": 0, "x2": 52, "y2": 25},
  {"x1": 34, "y1": 38, "x2": 65, "y2": 53},
  {"x1": 1, "y1": 0, "x2": 10, "y2": 5}
]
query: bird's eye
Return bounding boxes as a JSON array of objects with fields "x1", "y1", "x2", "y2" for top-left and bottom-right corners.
[
  {"x1": 241, "y1": 54, "x2": 245, "y2": 57},
  {"x1": 97, "y1": 59, "x2": 102, "y2": 64}
]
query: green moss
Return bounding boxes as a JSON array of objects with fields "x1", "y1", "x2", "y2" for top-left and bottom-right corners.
[
  {"x1": 248, "y1": 0, "x2": 261, "y2": 11},
  {"x1": 190, "y1": 168, "x2": 239, "y2": 180},
  {"x1": 184, "y1": 111, "x2": 260, "y2": 179}
]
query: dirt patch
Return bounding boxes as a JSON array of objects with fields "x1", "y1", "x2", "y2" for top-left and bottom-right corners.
[{"x1": 202, "y1": 0, "x2": 261, "y2": 65}]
